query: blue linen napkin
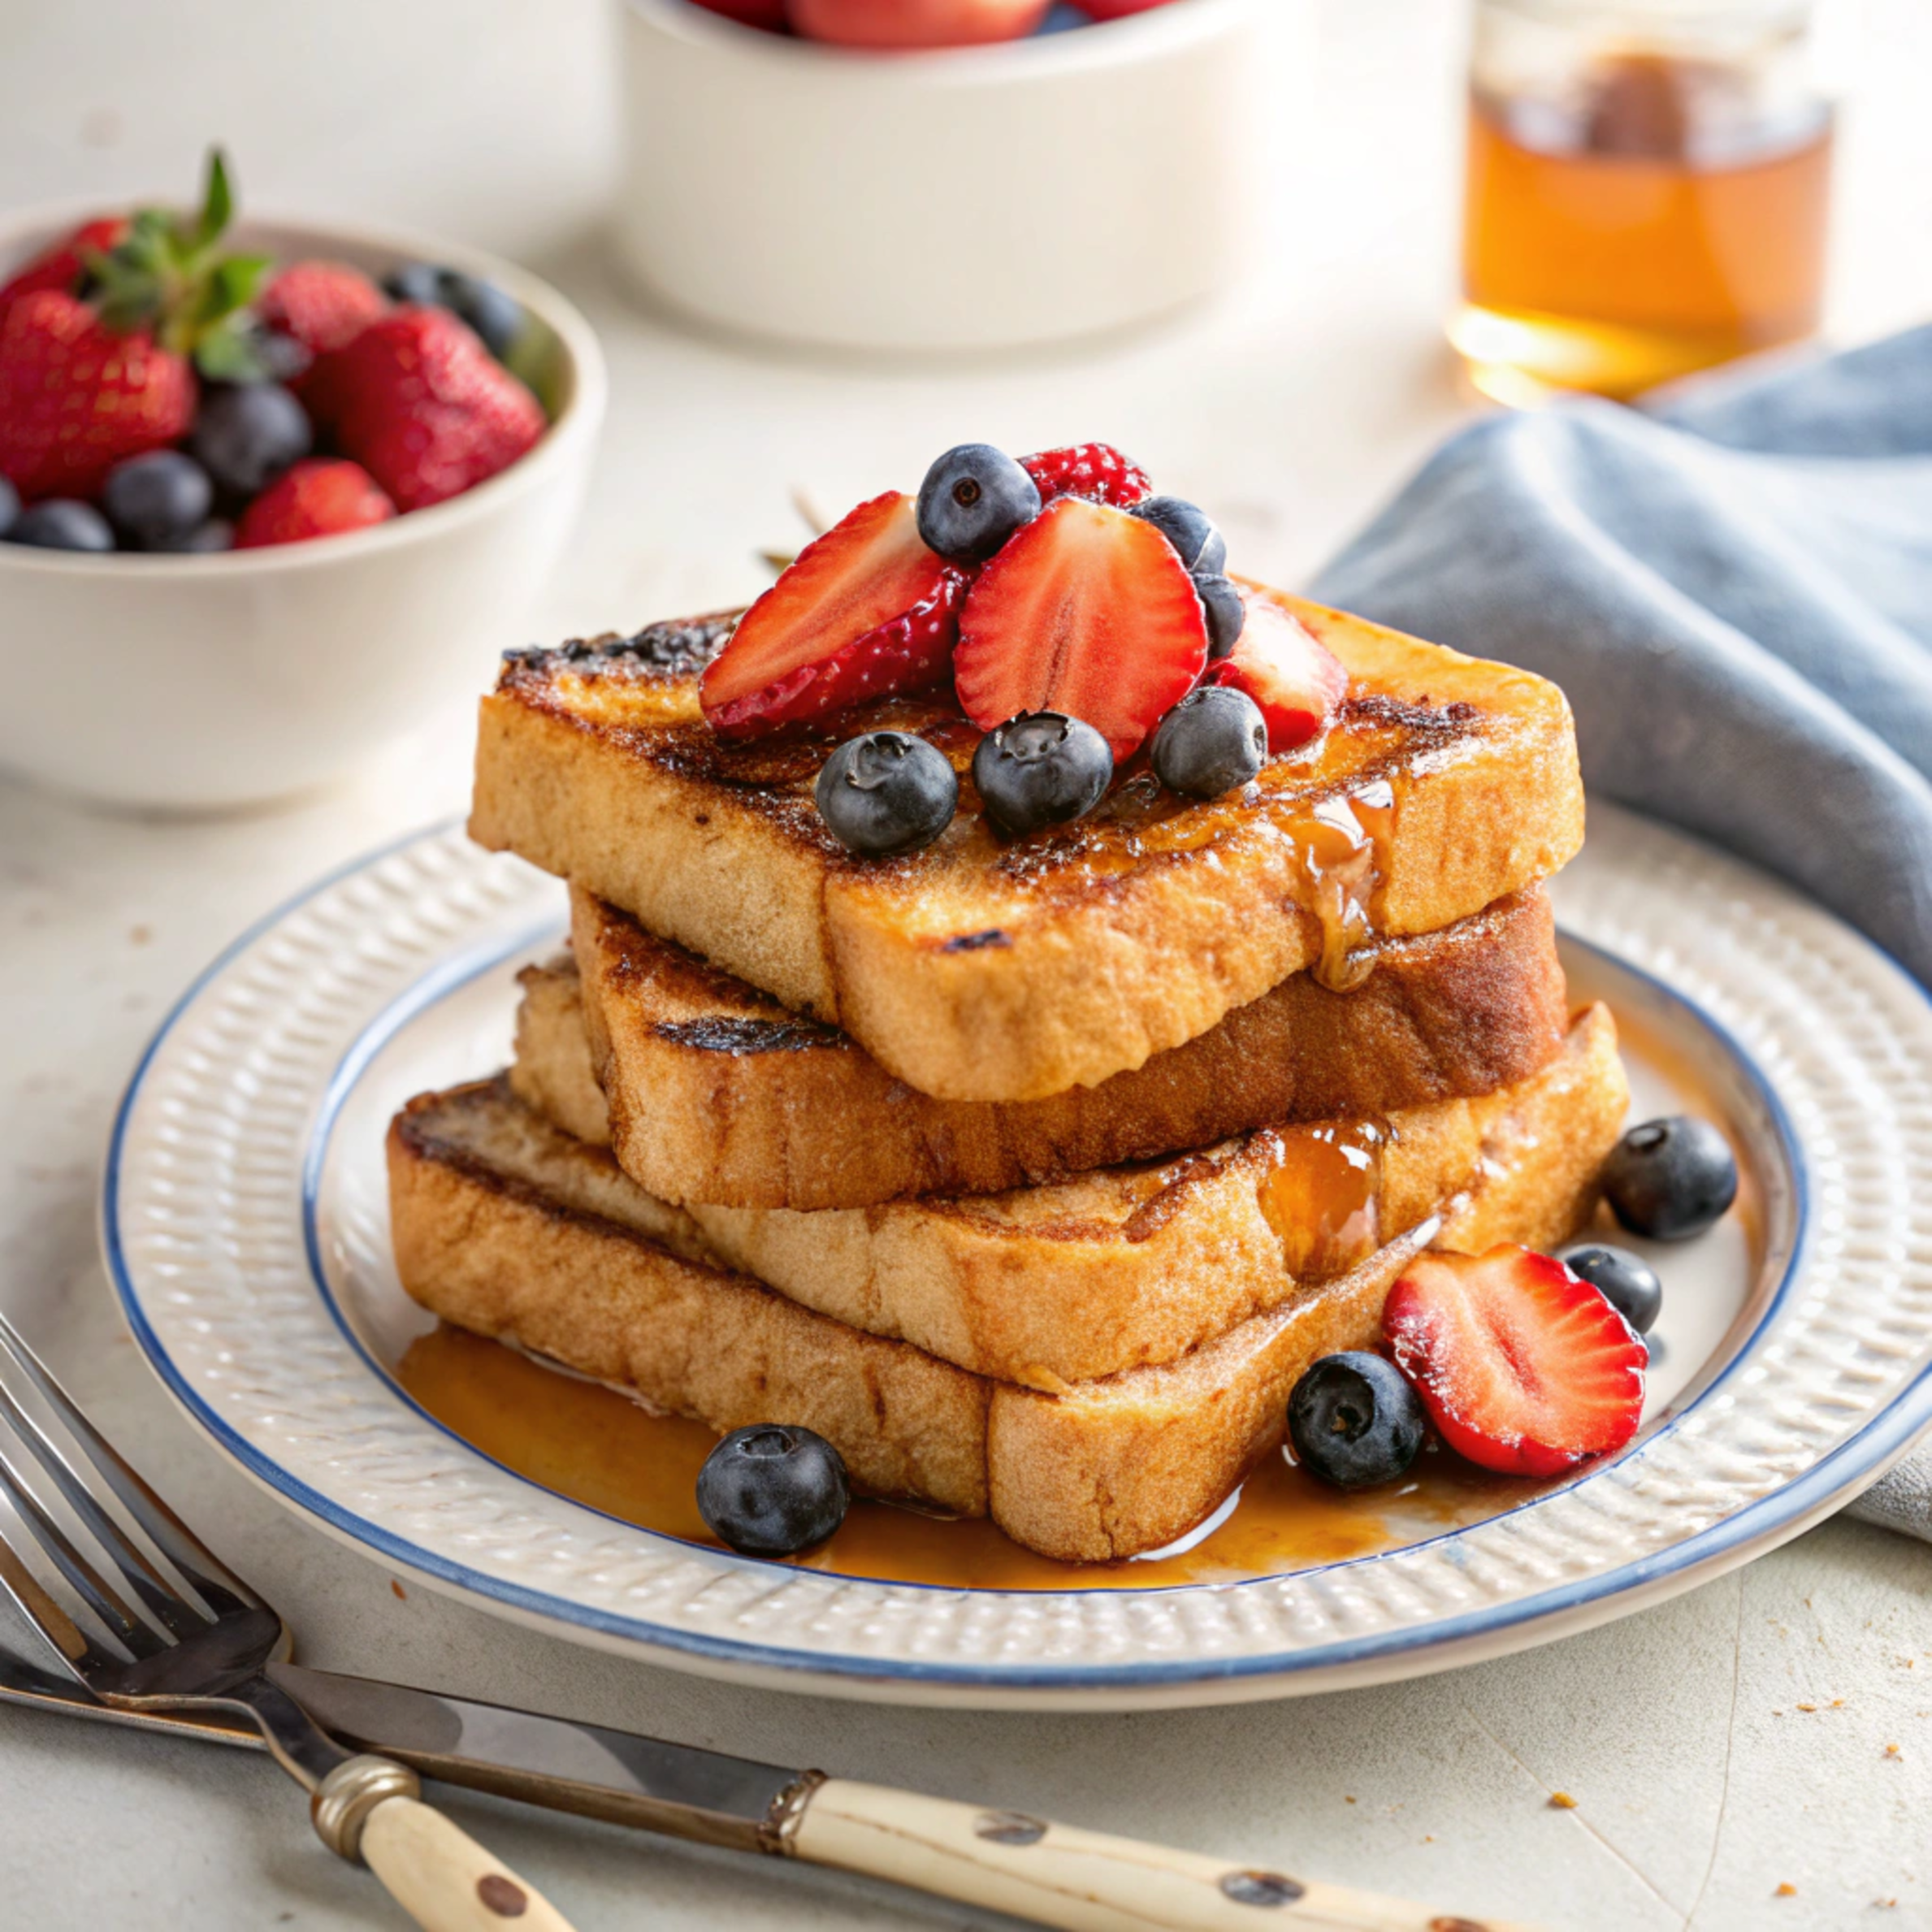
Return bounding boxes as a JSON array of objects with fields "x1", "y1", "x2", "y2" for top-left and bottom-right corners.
[{"x1": 1311, "y1": 327, "x2": 1932, "y2": 1542}]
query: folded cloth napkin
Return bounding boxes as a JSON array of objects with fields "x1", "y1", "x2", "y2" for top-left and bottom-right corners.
[{"x1": 1312, "y1": 326, "x2": 1932, "y2": 1543}]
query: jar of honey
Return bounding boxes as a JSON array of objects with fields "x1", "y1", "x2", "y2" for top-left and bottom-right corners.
[{"x1": 1453, "y1": 0, "x2": 1833, "y2": 401}]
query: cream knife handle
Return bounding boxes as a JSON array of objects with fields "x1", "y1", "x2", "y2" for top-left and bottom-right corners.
[
  {"x1": 359, "y1": 1795, "x2": 578, "y2": 1932},
  {"x1": 789, "y1": 1778, "x2": 1540, "y2": 1932},
  {"x1": 312, "y1": 1757, "x2": 578, "y2": 1932}
]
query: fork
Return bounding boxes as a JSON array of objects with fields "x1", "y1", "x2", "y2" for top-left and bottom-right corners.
[{"x1": 0, "y1": 1313, "x2": 578, "y2": 1932}]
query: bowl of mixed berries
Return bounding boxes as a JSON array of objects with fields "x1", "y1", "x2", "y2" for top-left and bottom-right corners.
[
  {"x1": 0, "y1": 153, "x2": 604, "y2": 808},
  {"x1": 616, "y1": 0, "x2": 1282, "y2": 352}
]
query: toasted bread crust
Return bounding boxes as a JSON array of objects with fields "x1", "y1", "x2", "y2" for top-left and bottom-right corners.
[
  {"x1": 516, "y1": 989, "x2": 1612, "y2": 1386},
  {"x1": 986, "y1": 1004, "x2": 1630, "y2": 1558},
  {"x1": 470, "y1": 591, "x2": 1585, "y2": 1101},
  {"x1": 388, "y1": 1081, "x2": 993, "y2": 1513},
  {"x1": 388, "y1": 1016, "x2": 1626, "y2": 1562},
  {"x1": 543, "y1": 884, "x2": 1569, "y2": 1209}
]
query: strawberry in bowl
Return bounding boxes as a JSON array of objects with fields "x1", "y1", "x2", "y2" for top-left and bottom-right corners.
[
  {"x1": 0, "y1": 154, "x2": 604, "y2": 808},
  {"x1": 0, "y1": 151, "x2": 553, "y2": 557}
]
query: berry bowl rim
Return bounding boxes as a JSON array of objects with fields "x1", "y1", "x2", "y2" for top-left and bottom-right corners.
[
  {"x1": 0, "y1": 201, "x2": 608, "y2": 580},
  {"x1": 626, "y1": 0, "x2": 1260, "y2": 76}
]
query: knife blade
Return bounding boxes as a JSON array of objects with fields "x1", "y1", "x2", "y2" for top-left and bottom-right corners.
[{"x1": 1, "y1": 1653, "x2": 810, "y2": 1852}]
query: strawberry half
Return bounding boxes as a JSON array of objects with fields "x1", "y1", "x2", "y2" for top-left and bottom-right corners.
[
  {"x1": 1204, "y1": 592, "x2": 1349, "y2": 753},
  {"x1": 700, "y1": 491, "x2": 966, "y2": 739},
  {"x1": 1384, "y1": 1246, "x2": 1647, "y2": 1478},
  {"x1": 1020, "y1": 443, "x2": 1151, "y2": 509},
  {"x1": 953, "y1": 496, "x2": 1209, "y2": 760}
]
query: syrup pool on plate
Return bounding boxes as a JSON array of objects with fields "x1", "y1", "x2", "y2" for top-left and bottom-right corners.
[
  {"x1": 386, "y1": 944, "x2": 1768, "y2": 1593},
  {"x1": 396, "y1": 1322, "x2": 1527, "y2": 1592}
]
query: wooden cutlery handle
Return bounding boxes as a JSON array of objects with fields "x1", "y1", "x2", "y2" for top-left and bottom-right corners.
[{"x1": 789, "y1": 1778, "x2": 1540, "y2": 1932}]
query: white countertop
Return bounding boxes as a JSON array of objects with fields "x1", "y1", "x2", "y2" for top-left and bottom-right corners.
[{"x1": 2, "y1": 2, "x2": 1928, "y2": 1926}]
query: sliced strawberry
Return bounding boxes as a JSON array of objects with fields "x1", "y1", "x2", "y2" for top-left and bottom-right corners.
[
  {"x1": 1020, "y1": 443, "x2": 1151, "y2": 509},
  {"x1": 700, "y1": 491, "x2": 965, "y2": 739},
  {"x1": 953, "y1": 496, "x2": 1209, "y2": 760},
  {"x1": 1204, "y1": 593, "x2": 1349, "y2": 753},
  {"x1": 1384, "y1": 1246, "x2": 1647, "y2": 1478}
]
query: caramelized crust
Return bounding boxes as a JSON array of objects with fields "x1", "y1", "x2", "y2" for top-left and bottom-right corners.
[
  {"x1": 522, "y1": 883, "x2": 1570, "y2": 1211},
  {"x1": 512, "y1": 979, "x2": 1614, "y2": 1384},
  {"x1": 470, "y1": 590, "x2": 1586, "y2": 1101}
]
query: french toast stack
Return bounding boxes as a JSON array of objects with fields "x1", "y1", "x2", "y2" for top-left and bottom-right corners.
[{"x1": 388, "y1": 587, "x2": 1628, "y2": 1563}]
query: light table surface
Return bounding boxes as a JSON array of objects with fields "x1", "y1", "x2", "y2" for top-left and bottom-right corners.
[{"x1": 1, "y1": 2, "x2": 1928, "y2": 1926}]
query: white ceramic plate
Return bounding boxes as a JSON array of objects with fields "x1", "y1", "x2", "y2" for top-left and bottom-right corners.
[{"x1": 103, "y1": 804, "x2": 1932, "y2": 1709}]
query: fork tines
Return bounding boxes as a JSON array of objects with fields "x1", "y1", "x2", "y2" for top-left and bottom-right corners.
[{"x1": 0, "y1": 1313, "x2": 256, "y2": 1673}]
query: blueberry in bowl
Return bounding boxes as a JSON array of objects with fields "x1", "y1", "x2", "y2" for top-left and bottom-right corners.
[
  {"x1": 6, "y1": 499, "x2": 115, "y2": 552},
  {"x1": 190, "y1": 382, "x2": 313, "y2": 499},
  {"x1": 102, "y1": 451, "x2": 215, "y2": 550},
  {"x1": 697, "y1": 1424, "x2": 851, "y2": 1557},
  {"x1": 1288, "y1": 1351, "x2": 1428, "y2": 1490}
]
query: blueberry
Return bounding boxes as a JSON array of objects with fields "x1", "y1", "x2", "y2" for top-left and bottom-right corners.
[
  {"x1": 383, "y1": 260, "x2": 448, "y2": 307},
  {"x1": 971, "y1": 712, "x2": 1113, "y2": 835},
  {"x1": 1288, "y1": 1351, "x2": 1427, "y2": 1490},
  {"x1": 102, "y1": 451, "x2": 214, "y2": 550},
  {"x1": 441, "y1": 271, "x2": 523, "y2": 359},
  {"x1": 5, "y1": 500, "x2": 114, "y2": 552},
  {"x1": 153, "y1": 518, "x2": 236, "y2": 555},
  {"x1": 695, "y1": 1424, "x2": 849, "y2": 1556},
  {"x1": 1151, "y1": 684, "x2": 1266, "y2": 798},
  {"x1": 191, "y1": 383, "x2": 312, "y2": 497},
  {"x1": 916, "y1": 444, "x2": 1042, "y2": 565},
  {"x1": 815, "y1": 730, "x2": 959, "y2": 857},
  {"x1": 0, "y1": 475, "x2": 18, "y2": 537},
  {"x1": 1193, "y1": 573, "x2": 1245, "y2": 661},
  {"x1": 1602, "y1": 1115, "x2": 1738, "y2": 1241},
  {"x1": 384, "y1": 261, "x2": 522, "y2": 358},
  {"x1": 1131, "y1": 495, "x2": 1226, "y2": 575},
  {"x1": 1560, "y1": 1242, "x2": 1662, "y2": 1334}
]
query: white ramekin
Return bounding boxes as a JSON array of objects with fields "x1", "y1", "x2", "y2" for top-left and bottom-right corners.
[
  {"x1": 613, "y1": 0, "x2": 1294, "y2": 353},
  {"x1": 0, "y1": 211, "x2": 606, "y2": 811}
]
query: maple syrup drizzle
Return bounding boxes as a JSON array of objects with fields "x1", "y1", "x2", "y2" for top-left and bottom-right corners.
[
  {"x1": 396, "y1": 1323, "x2": 1524, "y2": 1592},
  {"x1": 1254, "y1": 1120, "x2": 1387, "y2": 1278},
  {"x1": 1294, "y1": 779, "x2": 1396, "y2": 993}
]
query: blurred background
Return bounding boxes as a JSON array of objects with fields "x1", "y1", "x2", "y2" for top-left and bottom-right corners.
[{"x1": 1, "y1": 0, "x2": 1929, "y2": 801}]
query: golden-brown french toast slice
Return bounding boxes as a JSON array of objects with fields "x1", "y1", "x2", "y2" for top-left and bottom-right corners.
[
  {"x1": 511, "y1": 984, "x2": 1618, "y2": 1385},
  {"x1": 517, "y1": 883, "x2": 1569, "y2": 1211},
  {"x1": 470, "y1": 591, "x2": 1585, "y2": 1102},
  {"x1": 388, "y1": 1012, "x2": 1625, "y2": 1562},
  {"x1": 388, "y1": 1079, "x2": 990, "y2": 1514}
]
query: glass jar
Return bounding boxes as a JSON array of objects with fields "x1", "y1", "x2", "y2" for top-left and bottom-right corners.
[{"x1": 1453, "y1": 0, "x2": 1833, "y2": 402}]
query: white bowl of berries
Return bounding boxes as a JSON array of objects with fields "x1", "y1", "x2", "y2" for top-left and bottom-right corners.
[
  {"x1": 0, "y1": 154, "x2": 605, "y2": 811},
  {"x1": 615, "y1": 0, "x2": 1287, "y2": 353}
]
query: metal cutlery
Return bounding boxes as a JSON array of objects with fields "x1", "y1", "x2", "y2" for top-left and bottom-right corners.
[
  {"x1": 0, "y1": 1314, "x2": 1538, "y2": 1931},
  {"x1": 0, "y1": 1311, "x2": 577, "y2": 1931}
]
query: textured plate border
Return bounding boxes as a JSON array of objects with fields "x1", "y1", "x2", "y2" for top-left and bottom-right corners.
[{"x1": 102, "y1": 808, "x2": 1932, "y2": 1707}]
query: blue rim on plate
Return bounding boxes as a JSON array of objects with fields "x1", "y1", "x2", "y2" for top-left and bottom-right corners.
[{"x1": 101, "y1": 825, "x2": 1932, "y2": 1692}]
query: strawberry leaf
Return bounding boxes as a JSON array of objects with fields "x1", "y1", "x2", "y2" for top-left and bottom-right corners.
[
  {"x1": 183, "y1": 149, "x2": 235, "y2": 253},
  {"x1": 192, "y1": 315, "x2": 270, "y2": 383}
]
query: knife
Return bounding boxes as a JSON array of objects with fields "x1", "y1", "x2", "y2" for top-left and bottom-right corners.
[{"x1": 0, "y1": 1654, "x2": 1537, "y2": 1931}]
